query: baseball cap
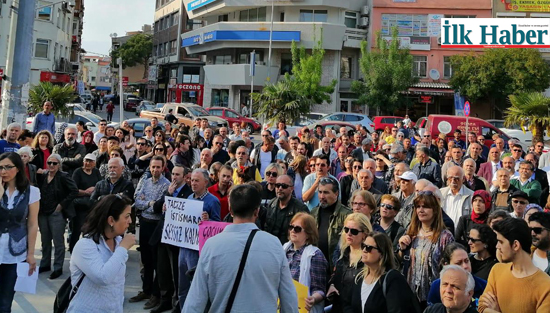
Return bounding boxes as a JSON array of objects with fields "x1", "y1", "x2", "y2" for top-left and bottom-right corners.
[
  {"x1": 84, "y1": 153, "x2": 97, "y2": 161},
  {"x1": 398, "y1": 171, "x2": 418, "y2": 182},
  {"x1": 510, "y1": 190, "x2": 528, "y2": 201}
]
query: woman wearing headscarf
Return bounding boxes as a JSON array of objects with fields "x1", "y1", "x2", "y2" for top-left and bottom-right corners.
[
  {"x1": 81, "y1": 131, "x2": 98, "y2": 154},
  {"x1": 455, "y1": 190, "x2": 492, "y2": 248}
]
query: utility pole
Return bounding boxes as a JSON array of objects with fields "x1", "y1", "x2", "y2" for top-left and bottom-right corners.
[
  {"x1": 1, "y1": 0, "x2": 36, "y2": 129},
  {"x1": 118, "y1": 57, "x2": 123, "y2": 122},
  {"x1": 267, "y1": 0, "x2": 274, "y2": 82}
]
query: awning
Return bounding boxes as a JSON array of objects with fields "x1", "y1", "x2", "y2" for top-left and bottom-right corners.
[
  {"x1": 408, "y1": 81, "x2": 454, "y2": 96},
  {"x1": 40, "y1": 71, "x2": 70, "y2": 83}
]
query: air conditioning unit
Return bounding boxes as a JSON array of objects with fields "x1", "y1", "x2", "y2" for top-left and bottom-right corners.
[
  {"x1": 361, "y1": 6, "x2": 369, "y2": 16},
  {"x1": 358, "y1": 17, "x2": 369, "y2": 28},
  {"x1": 437, "y1": 36, "x2": 442, "y2": 45}
]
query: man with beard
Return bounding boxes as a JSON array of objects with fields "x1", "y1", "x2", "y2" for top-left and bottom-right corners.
[
  {"x1": 302, "y1": 155, "x2": 338, "y2": 211},
  {"x1": 91, "y1": 157, "x2": 135, "y2": 202},
  {"x1": 0, "y1": 123, "x2": 22, "y2": 153},
  {"x1": 528, "y1": 212, "x2": 550, "y2": 275},
  {"x1": 208, "y1": 164, "x2": 233, "y2": 221},
  {"x1": 478, "y1": 218, "x2": 550, "y2": 313},
  {"x1": 52, "y1": 127, "x2": 86, "y2": 175},
  {"x1": 264, "y1": 174, "x2": 309, "y2": 244}
]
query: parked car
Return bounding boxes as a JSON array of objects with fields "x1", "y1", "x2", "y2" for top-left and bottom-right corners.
[
  {"x1": 124, "y1": 98, "x2": 142, "y2": 111},
  {"x1": 318, "y1": 112, "x2": 375, "y2": 132},
  {"x1": 206, "y1": 107, "x2": 262, "y2": 133},
  {"x1": 119, "y1": 118, "x2": 165, "y2": 138},
  {"x1": 307, "y1": 112, "x2": 328, "y2": 121},
  {"x1": 140, "y1": 102, "x2": 228, "y2": 129},
  {"x1": 486, "y1": 119, "x2": 550, "y2": 146},
  {"x1": 307, "y1": 121, "x2": 356, "y2": 135},
  {"x1": 136, "y1": 100, "x2": 156, "y2": 116},
  {"x1": 373, "y1": 116, "x2": 416, "y2": 133},
  {"x1": 264, "y1": 117, "x2": 316, "y2": 137}
]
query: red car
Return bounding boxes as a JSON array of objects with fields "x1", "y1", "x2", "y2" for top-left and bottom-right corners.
[
  {"x1": 373, "y1": 116, "x2": 415, "y2": 133},
  {"x1": 206, "y1": 107, "x2": 262, "y2": 133}
]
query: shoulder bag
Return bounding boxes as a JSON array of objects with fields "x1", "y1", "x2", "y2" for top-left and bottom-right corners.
[
  {"x1": 53, "y1": 273, "x2": 86, "y2": 313},
  {"x1": 225, "y1": 229, "x2": 258, "y2": 313}
]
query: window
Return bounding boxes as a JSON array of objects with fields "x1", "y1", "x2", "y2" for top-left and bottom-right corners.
[
  {"x1": 170, "y1": 40, "x2": 177, "y2": 54},
  {"x1": 209, "y1": 109, "x2": 223, "y2": 116},
  {"x1": 37, "y1": 6, "x2": 52, "y2": 21},
  {"x1": 326, "y1": 114, "x2": 344, "y2": 121},
  {"x1": 67, "y1": 17, "x2": 70, "y2": 34},
  {"x1": 239, "y1": 7, "x2": 267, "y2": 22},
  {"x1": 57, "y1": 9, "x2": 62, "y2": 28},
  {"x1": 381, "y1": 14, "x2": 428, "y2": 37},
  {"x1": 214, "y1": 55, "x2": 231, "y2": 64},
  {"x1": 413, "y1": 56, "x2": 427, "y2": 77},
  {"x1": 444, "y1": 56, "x2": 453, "y2": 78},
  {"x1": 91, "y1": 76, "x2": 96, "y2": 81},
  {"x1": 164, "y1": 43, "x2": 169, "y2": 56},
  {"x1": 218, "y1": 14, "x2": 228, "y2": 22},
  {"x1": 73, "y1": 22, "x2": 77, "y2": 34},
  {"x1": 159, "y1": 43, "x2": 164, "y2": 56},
  {"x1": 344, "y1": 115, "x2": 362, "y2": 122},
  {"x1": 212, "y1": 89, "x2": 229, "y2": 107},
  {"x1": 165, "y1": 17, "x2": 170, "y2": 29},
  {"x1": 170, "y1": 68, "x2": 177, "y2": 78},
  {"x1": 159, "y1": 18, "x2": 164, "y2": 30},
  {"x1": 238, "y1": 52, "x2": 261, "y2": 64},
  {"x1": 186, "y1": 19, "x2": 202, "y2": 30},
  {"x1": 280, "y1": 53, "x2": 293, "y2": 75},
  {"x1": 227, "y1": 110, "x2": 239, "y2": 118},
  {"x1": 340, "y1": 57, "x2": 352, "y2": 79},
  {"x1": 153, "y1": 45, "x2": 157, "y2": 56},
  {"x1": 345, "y1": 11, "x2": 358, "y2": 28},
  {"x1": 171, "y1": 12, "x2": 179, "y2": 26},
  {"x1": 300, "y1": 10, "x2": 327, "y2": 22}
]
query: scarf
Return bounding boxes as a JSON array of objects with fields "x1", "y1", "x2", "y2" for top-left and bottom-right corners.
[{"x1": 471, "y1": 190, "x2": 492, "y2": 224}]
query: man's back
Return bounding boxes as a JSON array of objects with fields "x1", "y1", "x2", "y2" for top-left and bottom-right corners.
[{"x1": 183, "y1": 223, "x2": 298, "y2": 313}]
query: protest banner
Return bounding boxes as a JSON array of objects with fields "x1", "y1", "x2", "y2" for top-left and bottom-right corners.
[
  {"x1": 198, "y1": 221, "x2": 231, "y2": 254},
  {"x1": 293, "y1": 280, "x2": 309, "y2": 313},
  {"x1": 161, "y1": 196, "x2": 204, "y2": 250}
]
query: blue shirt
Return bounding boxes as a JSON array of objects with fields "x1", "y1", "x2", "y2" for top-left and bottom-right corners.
[
  {"x1": 188, "y1": 191, "x2": 221, "y2": 222},
  {"x1": 33, "y1": 112, "x2": 56, "y2": 134},
  {"x1": 0, "y1": 140, "x2": 20, "y2": 153}
]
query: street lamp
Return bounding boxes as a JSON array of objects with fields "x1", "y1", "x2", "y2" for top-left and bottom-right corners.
[{"x1": 117, "y1": 57, "x2": 123, "y2": 122}]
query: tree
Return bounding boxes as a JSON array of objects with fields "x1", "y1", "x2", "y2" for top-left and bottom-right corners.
[
  {"x1": 252, "y1": 38, "x2": 336, "y2": 125},
  {"x1": 450, "y1": 48, "x2": 550, "y2": 112},
  {"x1": 505, "y1": 92, "x2": 550, "y2": 144},
  {"x1": 111, "y1": 33, "x2": 153, "y2": 79},
  {"x1": 352, "y1": 27, "x2": 418, "y2": 115},
  {"x1": 28, "y1": 82, "x2": 77, "y2": 118}
]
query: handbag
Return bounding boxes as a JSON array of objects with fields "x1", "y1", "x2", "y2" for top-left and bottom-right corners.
[
  {"x1": 53, "y1": 273, "x2": 86, "y2": 313},
  {"x1": 225, "y1": 229, "x2": 258, "y2": 313}
]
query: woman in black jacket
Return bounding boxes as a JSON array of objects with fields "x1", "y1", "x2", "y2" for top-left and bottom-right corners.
[
  {"x1": 347, "y1": 232, "x2": 420, "y2": 313},
  {"x1": 30, "y1": 130, "x2": 54, "y2": 173},
  {"x1": 455, "y1": 190, "x2": 492, "y2": 247}
]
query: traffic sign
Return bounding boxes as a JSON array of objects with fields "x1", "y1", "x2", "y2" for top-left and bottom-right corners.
[
  {"x1": 122, "y1": 76, "x2": 128, "y2": 87},
  {"x1": 464, "y1": 101, "x2": 471, "y2": 117}
]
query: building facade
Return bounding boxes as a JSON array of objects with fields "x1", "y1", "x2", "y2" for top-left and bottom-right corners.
[
  {"x1": 181, "y1": 0, "x2": 369, "y2": 114},
  {"x1": 82, "y1": 55, "x2": 111, "y2": 92}
]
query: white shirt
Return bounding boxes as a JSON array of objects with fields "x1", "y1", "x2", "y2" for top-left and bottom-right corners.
[
  {"x1": 442, "y1": 186, "x2": 467, "y2": 225},
  {"x1": 533, "y1": 251, "x2": 549, "y2": 272},
  {"x1": 491, "y1": 161, "x2": 501, "y2": 177},
  {"x1": 0, "y1": 186, "x2": 40, "y2": 264},
  {"x1": 93, "y1": 132, "x2": 105, "y2": 145},
  {"x1": 360, "y1": 280, "x2": 377, "y2": 312}
]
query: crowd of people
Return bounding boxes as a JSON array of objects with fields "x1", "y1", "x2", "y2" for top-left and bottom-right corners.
[{"x1": 1, "y1": 102, "x2": 550, "y2": 313}]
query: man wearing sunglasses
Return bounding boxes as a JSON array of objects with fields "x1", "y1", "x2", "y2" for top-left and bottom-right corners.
[
  {"x1": 264, "y1": 175, "x2": 309, "y2": 244},
  {"x1": 509, "y1": 190, "x2": 529, "y2": 219},
  {"x1": 528, "y1": 212, "x2": 550, "y2": 275},
  {"x1": 211, "y1": 135, "x2": 230, "y2": 164}
]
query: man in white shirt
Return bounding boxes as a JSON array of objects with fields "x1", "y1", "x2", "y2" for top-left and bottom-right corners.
[
  {"x1": 528, "y1": 212, "x2": 550, "y2": 275},
  {"x1": 93, "y1": 119, "x2": 107, "y2": 145},
  {"x1": 276, "y1": 136, "x2": 291, "y2": 160},
  {"x1": 440, "y1": 166, "x2": 474, "y2": 225},
  {"x1": 313, "y1": 137, "x2": 337, "y2": 163}
]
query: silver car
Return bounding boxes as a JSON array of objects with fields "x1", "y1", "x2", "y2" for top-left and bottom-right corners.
[{"x1": 318, "y1": 112, "x2": 375, "y2": 133}]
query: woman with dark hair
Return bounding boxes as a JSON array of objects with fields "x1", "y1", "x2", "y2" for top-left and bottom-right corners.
[
  {"x1": 67, "y1": 195, "x2": 136, "y2": 313},
  {"x1": 374, "y1": 151, "x2": 388, "y2": 179},
  {"x1": 287, "y1": 155, "x2": 308, "y2": 200},
  {"x1": 154, "y1": 129, "x2": 166, "y2": 146},
  {"x1": 348, "y1": 232, "x2": 420, "y2": 313},
  {"x1": 455, "y1": 190, "x2": 492, "y2": 247},
  {"x1": 337, "y1": 156, "x2": 354, "y2": 181},
  {"x1": 81, "y1": 131, "x2": 98, "y2": 154},
  {"x1": 468, "y1": 224, "x2": 499, "y2": 280},
  {"x1": 283, "y1": 212, "x2": 328, "y2": 313},
  {"x1": 0, "y1": 152, "x2": 40, "y2": 313},
  {"x1": 398, "y1": 193, "x2": 454, "y2": 307},
  {"x1": 487, "y1": 210, "x2": 509, "y2": 229},
  {"x1": 30, "y1": 130, "x2": 54, "y2": 173},
  {"x1": 75, "y1": 121, "x2": 88, "y2": 143},
  {"x1": 427, "y1": 242, "x2": 487, "y2": 306},
  {"x1": 116, "y1": 128, "x2": 135, "y2": 161}
]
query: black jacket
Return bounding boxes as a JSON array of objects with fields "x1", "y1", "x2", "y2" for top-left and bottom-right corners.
[
  {"x1": 252, "y1": 143, "x2": 278, "y2": 176},
  {"x1": 264, "y1": 197, "x2": 309, "y2": 244},
  {"x1": 38, "y1": 171, "x2": 79, "y2": 219},
  {"x1": 26, "y1": 163, "x2": 38, "y2": 186},
  {"x1": 150, "y1": 184, "x2": 193, "y2": 246},
  {"x1": 31, "y1": 147, "x2": 53, "y2": 170},
  {"x1": 347, "y1": 269, "x2": 421, "y2": 313},
  {"x1": 90, "y1": 177, "x2": 135, "y2": 203},
  {"x1": 52, "y1": 142, "x2": 86, "y2": 175},
  {"x1": 328, "y1": 247, "x2": 364, "y2": 313}
]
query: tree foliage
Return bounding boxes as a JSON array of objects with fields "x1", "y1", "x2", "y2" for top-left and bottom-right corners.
[
  {"x1": 111, "y1": 33, "x2": 153, "y2": 79},
  {"x1": 450, "y1": 48, "x2": 550, "y2": 111},
  {"x1": 505, "y1": 92, "x2": 550, "y2": 144},
  {"x1": 28, "y1": 82, "x2": 77, "y2": 118},
  {"x1": 253, "y1": 37, "x2": 336, "y2": 125},
  {"x1": 352, "y1": 27, "x2": 418, "y2": 115}
]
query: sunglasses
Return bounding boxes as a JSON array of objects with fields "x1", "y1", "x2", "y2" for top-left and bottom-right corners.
[
  {"x1": 513, "y1": 149, "x2": 522, "y2": 152},
  {"x1": 512, "y1": 199, "x2": 527, "y2": 205},
  {"x1": 467, "y1": 237, "x2": 482, "y2": 243},
  {"x1": 343, "y1": 227, "x2": 362, "y2": 236},
  {"x1": 423, "y1": 135, "x2": 430, "y2": 138},
  {"x1": 145, "y1": 130, "x2": 152, "y2": 132},
  {"x1": 265, "y1": 171, "x2": 278, "y2": 178},
  {"x1": 530, "y1": 227, "x2": 550, "y2": 235},
  {"x1": 47, "y1": 161, "x2": 59, "y2": 165},
  {"x1": 275, "y1": 183, "x2": 290, "y2": 189},
  {"x1": 361, "y1": 243, "x2": 380, "y2": 253},
  {"x1": 352, "y1": 165, "x2": 362, "y2": 169},
  {"x1": 137, "y1": 142, "x2": 146, "y2": 146},
  {"x1": 380, "y1": 203, "x2": 395, "y2": 210},
  {"x1": 288, "y1": 225, "x2": 303, "y2": 233},
  {"x1": 309, "y1": 164, "x2": 315, "y2": 167},
  {"x1": 155, "y1": 148, "x2": 165, "y2": 151},
  {"x1": 215, "y1": 142, "x2": 223, "y2": 145}
]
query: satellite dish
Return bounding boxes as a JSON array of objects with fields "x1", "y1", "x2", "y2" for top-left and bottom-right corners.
[{"x1": 429, "y1": 69, "x2": 440, "y2": 81}]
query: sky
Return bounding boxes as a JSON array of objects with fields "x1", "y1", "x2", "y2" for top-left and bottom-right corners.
[{"x1": 81, "y1": 0, "x2": 155, "y2": 56}]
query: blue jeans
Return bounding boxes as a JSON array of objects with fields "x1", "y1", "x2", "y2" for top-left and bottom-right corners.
[
  {"x1": 178, "y1": 248, "x2": 199, "y2": 311},
  {"x1": 0, "y1": 263, "x2": 17, "y2": 313}
]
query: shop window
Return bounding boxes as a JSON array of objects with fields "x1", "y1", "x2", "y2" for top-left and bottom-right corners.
[{"x1": 212, "y1": 89, "x2": 229, "y2": 107}]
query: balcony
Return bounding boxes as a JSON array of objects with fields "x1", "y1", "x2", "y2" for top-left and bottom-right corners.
[
  {"x1": 182, "y1": 22, "x2": 347, "y2": 55},
  {"x1": 203, "y1": 64, "x2": 279, "y2": 86},
  {"x1": 53, "y1": 58, "x2": 72, "y2": 73}
]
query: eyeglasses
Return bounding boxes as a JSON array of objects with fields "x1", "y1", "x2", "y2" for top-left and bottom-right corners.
[
  {"x1": 380, "y1": 203, "x2": 395, "y2": 210},
  {"x1": 309, "y1": 164, "x2": 315, "y2": 168},
  {"x1": 275, "y1": 183, "x2": 291, "y2": 189},
  {"x1": 99, "y1": 123, "x2": 107, "y2": 126},
  {"x1": 265, "y1": 171, "x2": 278, "y2": 178},
  {"x1": 423, "y1": 135, "x2": 430, "y2": 138},
  {"x1": 512, "y1": 199, "x2": 528, "y2": 205},
  {"x1": 0, "y1": 165, "x2": 16, "y2": 171},
  {"x1": 467, "y1": 237, "x2": 483, "y2": 243},
  {"x1": 351, "y1": 202, "x2": 367, "y2": 208},
  {"x1": 536, "y1": 145, "x2": 544, "y2": 148},
  {"x1": 47, "y1": 162, "x2": 59, "y2": 166},
  {"x1": 145, "y1": 130, "x2": 152, "y2": 132},
  {"x1": 530, "y1": 227, "x2": 550, "y2": 235},
  {"x1": 343, "y1": 227, "x2": 362, "y2": 236},
  {"x1": 288, "y1": 225, "x2": 303, "y2": 233},
  {"x1": 361, "y1": 243, "x2": 380, "y2": 253}
]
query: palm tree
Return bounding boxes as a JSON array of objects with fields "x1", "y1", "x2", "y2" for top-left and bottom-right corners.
[
  {"x1": 505, "y1": 92, "x2": 550, "y2": 144},
  {"x1": 28, "y1": 82, "x2": 77, "y2": 118}
]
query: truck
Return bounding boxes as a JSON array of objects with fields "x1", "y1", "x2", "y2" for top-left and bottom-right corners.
[{"x1": 139, "y1": 102, "x2": 228, "y2": 129}]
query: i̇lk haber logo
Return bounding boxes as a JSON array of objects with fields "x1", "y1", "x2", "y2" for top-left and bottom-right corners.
[{"x1": 441, "y1": 18, "x2": 550, "y2": 48}]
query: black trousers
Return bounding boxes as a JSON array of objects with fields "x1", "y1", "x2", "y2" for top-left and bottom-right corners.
[
  {"x1": 157, "y1": 243, "x2": 179, "y2": 306},
  {"x1": 69, "y1": 202, "x2": 91, "y2": 253},
  {"x1": 139, "y1": 218, "x2": 160, "y2": 297}
]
